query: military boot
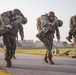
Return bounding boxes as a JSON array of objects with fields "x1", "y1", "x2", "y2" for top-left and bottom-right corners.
[
  {"x1": 48, "y1": 57, "x2": 54, "y2": 64},
  {"x1": 5, "y1": 58, "x2": 12, "y2": 67}
]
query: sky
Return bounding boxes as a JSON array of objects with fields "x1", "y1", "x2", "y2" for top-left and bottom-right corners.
[{"x1": 0, "y1": 0, "x2": 76, "y2": 42}]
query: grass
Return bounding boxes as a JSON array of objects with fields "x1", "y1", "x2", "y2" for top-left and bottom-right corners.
[
  {"x1": 16, "y1": 47, "x2": 76, "y2": 57},
  {"x1": 0, "y1": 47, "x2": 75, "y2": 56}
]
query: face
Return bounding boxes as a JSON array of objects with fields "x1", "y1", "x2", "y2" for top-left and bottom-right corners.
[
  {"x1": 12, "y1": 15, "x2": 20, "y2": 19},
  {"x1": 15, "y1": 15, "x2": 20, "y2": 19},
  {"x1": 49, "y1": 16, "x2": 55, "y2": 21}
]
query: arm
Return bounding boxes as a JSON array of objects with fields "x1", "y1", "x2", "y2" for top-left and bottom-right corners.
[
  {"x1": 55, "y1": 25, "x2": 60, "y2": 41},
  {"x1": 11, "y1": 16, "x2": 23, "y2": 26},
  {"x1": 49, "y1": 17, "x2": 59, "y2": 26},
  {"x1": 18, "y1": 23, "x2": 24, "y2": 40}
]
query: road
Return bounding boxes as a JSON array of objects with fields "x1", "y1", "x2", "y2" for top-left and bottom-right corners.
[{"x1": 0, "y1": 52, "x2": 76, "y2": 75}]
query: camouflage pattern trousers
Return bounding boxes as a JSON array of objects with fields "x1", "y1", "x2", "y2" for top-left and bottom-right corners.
[
  {"x1": 72, "y1": 36, "x2": 76, "y2": 55},
  {"x1": 3, "y1": 35, "x2": 16, "y2": 60},
  {"x1": 44, "y1": 33, "x2": 53, "y2": 59}
]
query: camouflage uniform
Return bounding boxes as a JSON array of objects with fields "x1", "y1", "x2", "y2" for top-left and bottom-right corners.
[
  {"x1": 11, "y1": 14, "x2": 27, "y2": 58},
  {"x1": 66, "y1": 15, "x2": 76, "y2": 42},
  {"x1": 69, "y1": 15, "x2": 76, "y2": 54},
  {"x1": 0, "y1": 10, "x2": 26, "y2": 67},
  {"x1": 36, "y1": 12, "x2": 60, "y2": 64}
]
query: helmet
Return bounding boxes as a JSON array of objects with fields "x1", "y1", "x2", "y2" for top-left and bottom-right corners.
[
  {"x1": 22, "y1": 17, "x2": 27, "y2": 24},
  {"x1": 12, "y1": 9, "x2": 21, "y2": 16},
  {"x1": 58, "y1": 20, "x2": 63, "y2": 27},
  {"x1": 48, "y1": 11, "x2": 55, "y2": 17}
]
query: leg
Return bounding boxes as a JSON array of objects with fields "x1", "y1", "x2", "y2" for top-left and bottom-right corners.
[
  {"x1": 44, "y1": 38, "x2": 54, "y2": 64},
  {"x1": 47, "y1": 41, "x2": 54, "y2": 64},
  {"x1": 44, "y1": 50, "x2": 48, "y2": 63},
  {"x1": 3, "y1": 36, "x2": 12, "y2": 67},
  {"x1": 72, "y1": 36, "x2": 76, "y2": 57},
  {"x1": 36, "y1": 31, "x2": 46, "y2": 43},
  {"x1": 11, "y1": 38, "x2": 16, "y2": 59},
  {"x1": 12, "y1": 45, "x2": 16, "y2": 59}
]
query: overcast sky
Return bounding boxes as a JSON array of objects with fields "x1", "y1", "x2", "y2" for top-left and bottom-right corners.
[{"x1": 0, "y1": 0, "x2": 76, "y2": 42}]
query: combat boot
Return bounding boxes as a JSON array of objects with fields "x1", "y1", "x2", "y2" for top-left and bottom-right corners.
[
  {"x1": 44, "y1": 57, "x2": 48, "y2": 63},
  {"x1": 48, "y1": 58, "x2": 54, "y2": 64},
  {"x1": 5, "y1": 58, "x2": 12, "y2": 67},
  {"x1": 66, "y1": 36, "x2": 71, "y2": 42}
]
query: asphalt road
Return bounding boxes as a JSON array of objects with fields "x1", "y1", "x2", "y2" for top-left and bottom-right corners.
[{"x1": 0, "y1": 52, "x2": 76, "y2": 75}]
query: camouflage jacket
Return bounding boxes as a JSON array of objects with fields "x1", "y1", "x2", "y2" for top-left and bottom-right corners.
[
  {"x1": 70, "y1": 15, "x2": 76, "y2": 30},
  {"x1": 0, "y1": 11, "x2": 25, "y2": 38},
  {"x1": 36, "y1": 14, "x2": 60, "y2": 39}
]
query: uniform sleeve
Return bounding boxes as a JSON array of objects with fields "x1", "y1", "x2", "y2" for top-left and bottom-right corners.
[
  {"x1": 11, "y1": 16, "x2": 23, "y2": 26},
  {"x1": 55, "y1": 25, "x2": 60, "y2": 39},
  {"x1": 18, "y1": 23, "x2": 24, "y2": 37}
]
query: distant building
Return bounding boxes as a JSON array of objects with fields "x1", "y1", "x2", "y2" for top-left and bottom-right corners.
[
  {"x1": 25, "y1": 40, "x2": 34, "y2": 47},
  {"x1": 18, "y1": 40, "x2": 34, "y2": 47},
  {"x1": 16, "y1": 39, "x2": 71, "y2": 48},
  {"x1": 34, "y1": 41, "x2": 44, "y2": 47},
  {"x1": 53, "y1": 40, "x2": 69, "y2": 47}
]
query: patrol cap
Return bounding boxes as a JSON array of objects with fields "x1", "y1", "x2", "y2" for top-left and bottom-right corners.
[
  {"x1": 48, "y1": 11, "x2": 55, "y2": 17},
  {"x1": 12, "y1": 9, "x2": 21, "y2": 16},
  {"x1": 58, "y1": 20, "x2": 63, "y2": 27}
]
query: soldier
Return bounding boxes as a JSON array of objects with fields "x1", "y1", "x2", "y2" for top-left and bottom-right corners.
[
  {"x1": 12, "y1": 16, "x2": 27, "y2": 59},
  {"x1": 0, "y1": 9, "x2": 27, "y2": 67},
  {"x1": 36, "y1": 11, "x2": 63, "y2": 64},
  {"x1": 66, "y1": 15, "x2": 76, "y2": 57},
  {"x1": 66, "y1": 15, "x2": 76, "y2": 42}
]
